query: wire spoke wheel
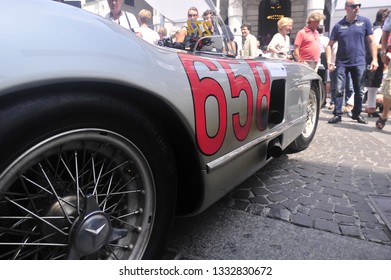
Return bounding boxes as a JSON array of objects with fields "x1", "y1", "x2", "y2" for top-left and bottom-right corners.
[
  {"x1": 303, "y1": 88, "x2": 318, "y2": 139},
  {"x1": 0, "y1": 129, "x2": 155, "y2": 260}
]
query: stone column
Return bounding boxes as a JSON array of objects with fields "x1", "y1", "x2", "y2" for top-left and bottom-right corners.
[
  {"x1": 307, "y1": 0, "x2": 325, "y2": 17},
  {"x1": 228, "y1": 0, "x2": 243, "y2": 49},
  {"x1": 216, "y1": 0, "x2": 221, "y2": 15}
]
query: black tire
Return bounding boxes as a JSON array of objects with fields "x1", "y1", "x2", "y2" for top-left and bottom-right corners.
[
  {"x1": 0, "y1": 91, "x2": 176, "y2": 260},
  {"x1": 285, "y1": 85, "x2": 320, "y2": 153}
]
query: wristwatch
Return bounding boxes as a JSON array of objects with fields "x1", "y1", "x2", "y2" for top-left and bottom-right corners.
[{"x1": 380, "y1": 50, "x2": 386, "y2": 56}]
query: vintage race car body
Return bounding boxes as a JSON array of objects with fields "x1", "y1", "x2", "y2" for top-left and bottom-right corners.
[{"x1": 0, "y1": 0, "x2": 322, "y2": 259}]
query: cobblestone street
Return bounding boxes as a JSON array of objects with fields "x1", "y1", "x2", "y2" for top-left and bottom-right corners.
[
  {"x1": 228, "y1": 107, "x2": 391, "y2": 245},
  {"x1": 165, "y1": 107, "x2": 391, "y2": 260}
]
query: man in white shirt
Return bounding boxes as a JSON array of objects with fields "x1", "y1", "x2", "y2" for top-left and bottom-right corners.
[{"x1": 105, "y1": 0, "x2": 139, "y2": 31}]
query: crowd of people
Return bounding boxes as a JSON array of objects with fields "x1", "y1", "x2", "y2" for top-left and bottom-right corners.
[
  {"x1": 61, "y1": 0, "x2": 391, "y2": 129},
  {"x1": 264, "y1": 2, "x2": 390, "y2": 130},
  {"x1": 326, "y1": 0, "x2": 391, "y2": 129}
]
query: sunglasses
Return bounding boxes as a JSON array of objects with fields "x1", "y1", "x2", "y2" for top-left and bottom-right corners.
[
  {"x1": 348, "y1": 3, "x2": 361, "y2": 9},
  {"x1": 188, "y1": 13, "x2": 198, "y2": 17}
]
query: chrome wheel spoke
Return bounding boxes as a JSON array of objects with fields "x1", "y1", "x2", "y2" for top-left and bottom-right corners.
[
  {"x1": 5, "y1": 197, "x2": 69, "y2": 236},
  {"x1": 0, "y1": 129, "x2": 155, "y2": 260}
]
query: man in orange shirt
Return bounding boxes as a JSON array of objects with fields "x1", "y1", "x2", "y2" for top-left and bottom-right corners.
[{"x1": 294, "y1": 12, "x2": 326, "y2": 71}]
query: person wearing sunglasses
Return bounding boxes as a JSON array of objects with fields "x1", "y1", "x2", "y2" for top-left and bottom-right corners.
[
  {"x1": 326, "y1": 0, "x2": 378, "y2": 124},
  {"x1": 175, "y1": 6, "x2": 200, "y2": 47}
]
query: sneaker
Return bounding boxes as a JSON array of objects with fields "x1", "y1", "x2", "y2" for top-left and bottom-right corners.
[
  {"x1": 351, "y1": 114, "x2": 368, "y2": 124},
  {"x1": 328, "y1": 116, "x2": 341, "y2": 124}
]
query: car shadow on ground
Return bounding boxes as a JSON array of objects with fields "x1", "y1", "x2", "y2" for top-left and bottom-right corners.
[{"x1": 227, "y1": 110, "x2": 391, "y2": 245}]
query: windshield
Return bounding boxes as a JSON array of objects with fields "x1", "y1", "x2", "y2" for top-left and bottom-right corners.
[
  {"x1": 164, "y1": 17, "x2": 236, "y2": 57},
  {"x1": 145, "y1": 0, "x2": 236, "y2": 57}
]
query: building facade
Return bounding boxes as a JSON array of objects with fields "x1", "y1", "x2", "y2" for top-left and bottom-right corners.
[
  {"x1": 80, "y1": 0, "x2": 330, "y2": 43},
  {"x1": 217, "y1": 0, "x2": 330, "y2": 46},
  {"x1": 78, "y1": 0, "x2": 390, "y2": 47}
]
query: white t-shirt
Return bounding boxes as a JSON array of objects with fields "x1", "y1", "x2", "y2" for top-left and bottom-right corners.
[
  {"x1": 267, "y1": 33, "x2": 290, "y2": 59},
  {"x1": 105, "y1": 11, "x2": 139, "y2": 31},
  {"x1": 373, "y1": 27, "x2": 383, "y2": 44},
  {"x1": 134, "y1": 26, "x2": 160, "y2": 45},
  {"x1": 319, "y1": 34, "x2": 329, "y2": 53}
]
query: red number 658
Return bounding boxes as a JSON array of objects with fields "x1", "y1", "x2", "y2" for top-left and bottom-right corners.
[{"x1": 179, "y1": 54, "x2": 270, "y2": 155}]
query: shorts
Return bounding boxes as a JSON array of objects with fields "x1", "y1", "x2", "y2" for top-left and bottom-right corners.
[{"x1": 381, "y1": 68, "x2": 391, "y2": 99}]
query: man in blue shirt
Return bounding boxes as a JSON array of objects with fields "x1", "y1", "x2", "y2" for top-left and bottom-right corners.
[
  {"x1": 326, "y1": 0, "x2": 378, "y2": 124},
  {"x1": 202, "y1": 9, "x2": 237, "y2": 56}
]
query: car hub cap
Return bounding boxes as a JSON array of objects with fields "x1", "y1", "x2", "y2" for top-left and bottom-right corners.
[
  {"x1": 68, "y1": 195, "x2": 117, "y2": 259},
  {"x1": 73, "y1": 210, "x2": 112, "y2": 255},
  {"x1": 0, "y1": 129, "x2": 155, "y2": 260}
]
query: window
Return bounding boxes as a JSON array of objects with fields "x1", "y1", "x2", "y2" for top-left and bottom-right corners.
[{"x1": 124, "y1": 0, "x2": 134, "y2": 6}]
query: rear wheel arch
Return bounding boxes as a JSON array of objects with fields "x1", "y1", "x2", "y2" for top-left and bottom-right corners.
[{"x1": 284, "y1": 80, "x2": 320, "y2": 153}]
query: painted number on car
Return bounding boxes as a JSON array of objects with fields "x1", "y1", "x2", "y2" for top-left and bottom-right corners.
[{"x1": 179, "y1": 53, "x2": 270, "y2": 155}]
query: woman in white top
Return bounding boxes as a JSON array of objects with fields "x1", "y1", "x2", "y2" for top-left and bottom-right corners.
[{"x1": 267, "y1": 17, "x2": 293, "y2": 60}]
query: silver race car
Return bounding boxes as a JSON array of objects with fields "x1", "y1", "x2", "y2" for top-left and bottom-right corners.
[{"x1": 0, "y1": 0, "x2": 322, "y2": 259}]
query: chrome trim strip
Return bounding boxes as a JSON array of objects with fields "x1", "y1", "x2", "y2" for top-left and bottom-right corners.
[{"x1": 206, "y1": 115, "x2": 306, "y2": 173}]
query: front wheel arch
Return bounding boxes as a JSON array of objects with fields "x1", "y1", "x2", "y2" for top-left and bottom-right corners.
[{"x1": 0, "y1": 90, "x2": 177, "y2": 259}]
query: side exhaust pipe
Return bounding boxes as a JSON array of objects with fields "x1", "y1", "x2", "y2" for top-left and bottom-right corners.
[
  {"x1": 269, "y1": 110, "x2": 283, "y2": 124},
  {"x1": 267, "y1": 138, "x2": 282, "y2": 158}
]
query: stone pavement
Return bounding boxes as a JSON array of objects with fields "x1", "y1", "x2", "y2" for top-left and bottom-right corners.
[{"x1": 227, "y1": 107, "x2": 391, "y2": 245}]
